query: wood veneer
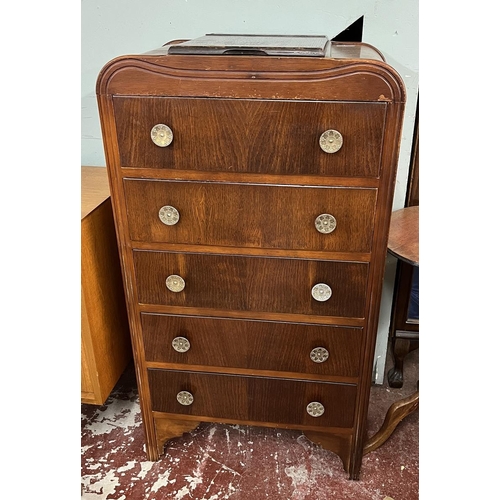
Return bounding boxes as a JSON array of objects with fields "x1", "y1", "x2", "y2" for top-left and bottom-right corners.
[
  {"x1": 141, "y1": 313, "x2": 363, "y2": 378},
  {"x1": 148, "y1": 369, "x2": 357, "y2": 428},
  {"x1": 123, "y1": 179, "x2": 377, "y2": 252},
  {"x1": 114, "y1": 97, "x2": 386, "y2": 176},
  {"x1": 81, "y1": 167, "x2": 132, "y2": 405},
  {"x1": 133, "y1": 250, "x2": 368, "y2": 318},
  {"x1": 97, "y1": 38, "x2": 405, "y2": 479}
]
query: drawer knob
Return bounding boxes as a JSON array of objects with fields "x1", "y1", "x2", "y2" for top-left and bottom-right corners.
[
  {"x1": 166, "y1": 275, "x2": 185, "y2": 292},
  {"x1": 315, "y1": 214, "x2": 337, "y2": 234},
  {"x1": 306, "y1": 401, "x2": 325, "y2": 417},
  {"x1": 172, "y1": 336, "x2": 191, "y2": 353},
  {"x1": 311, "y1": 283, "x2": 332, "y2": 302},
  {"x1": 151, "y1": 124, "x2": 173, "y2": 147},
  {"x1": 159, "y1": 205, "x2": 180, "y2": 226},
  {"x1": 310, "y1": 347, "x2": 330, "y2": 363},
  {"x1": 319, "y1": 129, "x2": 343, "y2": 153},
  {"x1": 176, "y1": 391, "x2": 194, "y2": 406}
]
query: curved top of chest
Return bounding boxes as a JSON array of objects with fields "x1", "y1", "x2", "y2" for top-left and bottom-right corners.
[{"x1": 97, "y1": 42, "x2": 406, "y2": 104}]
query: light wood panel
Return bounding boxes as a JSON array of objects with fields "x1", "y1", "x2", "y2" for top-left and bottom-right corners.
[{"x1": 81, "y1": 167, "x2": 132, "y2": 405}]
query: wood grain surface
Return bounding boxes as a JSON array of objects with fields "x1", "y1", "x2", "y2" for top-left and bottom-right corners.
[
  {"x1": 387, "y1": 206, "x2": 419, "y2": 266},
  {"x1": 81, "y1": 168, "x2": 132, "y2": 404},
  {"x1": 141, "y1": 313, "x2": 363, "y2": 378},
  {"x1": 96, "y1": 40, "x2": 406, "y2": 479},
  {"x1": 133, "y1": 250, "x2": 368, "y2": 318},
  {"x1": 81, "y1": 166, "x2": 110, "y2": 219},
  {"x1": 124, "y1": 179, "x2": 377, "y2": 253},
  {"x1": 114, "y1": 97, "x2": 386, "y2": 177},
  {"x1": 148, "y1": 368, "x2": 357, "y2": 429}
]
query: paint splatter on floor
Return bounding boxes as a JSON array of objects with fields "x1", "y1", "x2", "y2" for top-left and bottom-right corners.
[{"x1": 82, "y1": 349, "x2": 418, "y2": 499}]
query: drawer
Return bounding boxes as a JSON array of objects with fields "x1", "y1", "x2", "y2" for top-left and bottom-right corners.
[
  {"x1": 148, "y1": 369, "x2": 357, "y2": 429},
  {"x1": 124, "y1": 179, "x2": 377, "y2": 253},
  {"x1": 142, "y1": 313, "x2": 363, "y2": 377},
  {"x1": 113, "y1": 97, "x2": 386, "y2": 177},
  {"x1": 133, "y1": 251, "x2": 368, "y2": 318}
]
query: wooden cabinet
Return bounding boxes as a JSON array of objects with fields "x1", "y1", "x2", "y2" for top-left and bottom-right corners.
[
  {"x1": 81, "y1": 167, "x2": 132, "y2": 405},
  {"x1": 96, "y1": 35, "x2": 405, "y2": 479},
  {"x1": 388, "y1": 102, "x2": 419, "y2": 388}
]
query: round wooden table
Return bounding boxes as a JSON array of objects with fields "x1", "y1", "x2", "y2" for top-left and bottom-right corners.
[
  {"x1": 364, "y1": 206, "x2": 419, "y2": 454},
  {"x1": 387, "y1": 205, "x2": 419, "y2": 266}
]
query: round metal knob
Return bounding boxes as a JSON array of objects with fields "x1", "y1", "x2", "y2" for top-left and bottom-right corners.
[
  {"x1": 159, "y1": 205, "x2": 180, "y2": 226},
  {"x1": 315, "y1": 214, "x2": 337, "y2": 234},
  {"x1": 151, "y1": 124, "x2": 173, "y2": 147},
  {"x1": 310, "y1": 347, "x2": 330, "y2": 363},
  {"x1": 311, "y1": 283, "x2": 332, "y2": 302},
  {"x1": 319, "y1": 129, "x2": 343, "y2": 153},
  {"x1": 306, "y1": 402, "x2": 325, "y2": 417},
  {"x1": 176, "y1": 391, "x2": 194, "y2": 406},
  {"x1": 166, "y1": 275, "x2": 185, "y2": 292},
  {"x1": 172, "y1": 336, "x2": 190, "y2": 353}
]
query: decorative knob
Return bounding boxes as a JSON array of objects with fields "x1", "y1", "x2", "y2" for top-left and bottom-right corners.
[
  {"x1": 151, "y1": 124, "x2": 173, "y2": 147},
  {"x1": 311, "y1": 283, "x2": 332, "y2": 302},
  {"x1": 319, "y1": 129, "x2": 343, "y2": 153},
  {"x1": 166, "y1": 275, "x2": 185, "y2": 292},
  {"x1": 176, "y1": 391, "x2": 194, "y2": 406},
  {"x1": 306, "y1": 402, "x2": 325, "y2": 417},
  {"x1": 172, "y1": 336, "x2": 191, "y2": 353},
  {"x1": 310, "y1": 347, "x2": 330, "y2": 363},
  {"x1": 315, "y1": 214, "x2": 337, "y2": 234},
  {"x1": 159, "y1": 205, "x2": 180, "y2": 226}
]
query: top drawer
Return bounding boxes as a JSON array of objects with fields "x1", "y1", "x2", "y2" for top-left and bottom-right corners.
[{"x1": 113, "y1": 97, "x2": 386, "y2": 177}]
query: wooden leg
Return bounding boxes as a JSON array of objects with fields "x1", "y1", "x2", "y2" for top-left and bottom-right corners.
[
  {"x1": 153, "y1": 416, "x2": 201, "y2": 459},
  {"x1": 388, "y1": 335, "x2": 419, "y2": 388},
  {"x1": 363, "y1": 390, "x2": 419, "y2": 455},
  {"x1": 303, "y1": 431, "x2": 357, "y2": 479}
]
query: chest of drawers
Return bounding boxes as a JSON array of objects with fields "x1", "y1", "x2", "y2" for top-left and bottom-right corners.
[{"x1": 96, "y1": 36, "x2": 405, "y2": 480}]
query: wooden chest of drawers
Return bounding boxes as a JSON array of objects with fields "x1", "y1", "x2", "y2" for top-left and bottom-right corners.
[{"x1": 97, "y1": 36, "x2": 405, "y2": 480}]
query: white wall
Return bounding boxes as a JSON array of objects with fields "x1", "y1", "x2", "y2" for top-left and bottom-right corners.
[{"x1": 82, "y1": 0, "x2": 418, "y2": 383}]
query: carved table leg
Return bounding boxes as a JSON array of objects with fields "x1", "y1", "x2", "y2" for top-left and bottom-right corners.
[
  {"x1": 363, "y1": 390, "x2": 419, "y2": 455},
  {"x1": 388, "y1": 334, "x2": 419, "y2": 388}
]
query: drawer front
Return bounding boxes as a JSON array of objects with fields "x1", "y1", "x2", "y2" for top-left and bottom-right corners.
[
  {"x1": 142, "y1": 313, "x2": 363, "y2": 377},
  {"x1": 124, "y1": 179, "x2": 377, "y2": 253},
  {"x1": 114, "y1": 97, "x2": 386, "y2": 177},
  {"x1": 133, "y1": 251, "x2": 368, "y2": 318},
  {"x1": 148, "y1": 369, "x2": 357, "y2": 429}
]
